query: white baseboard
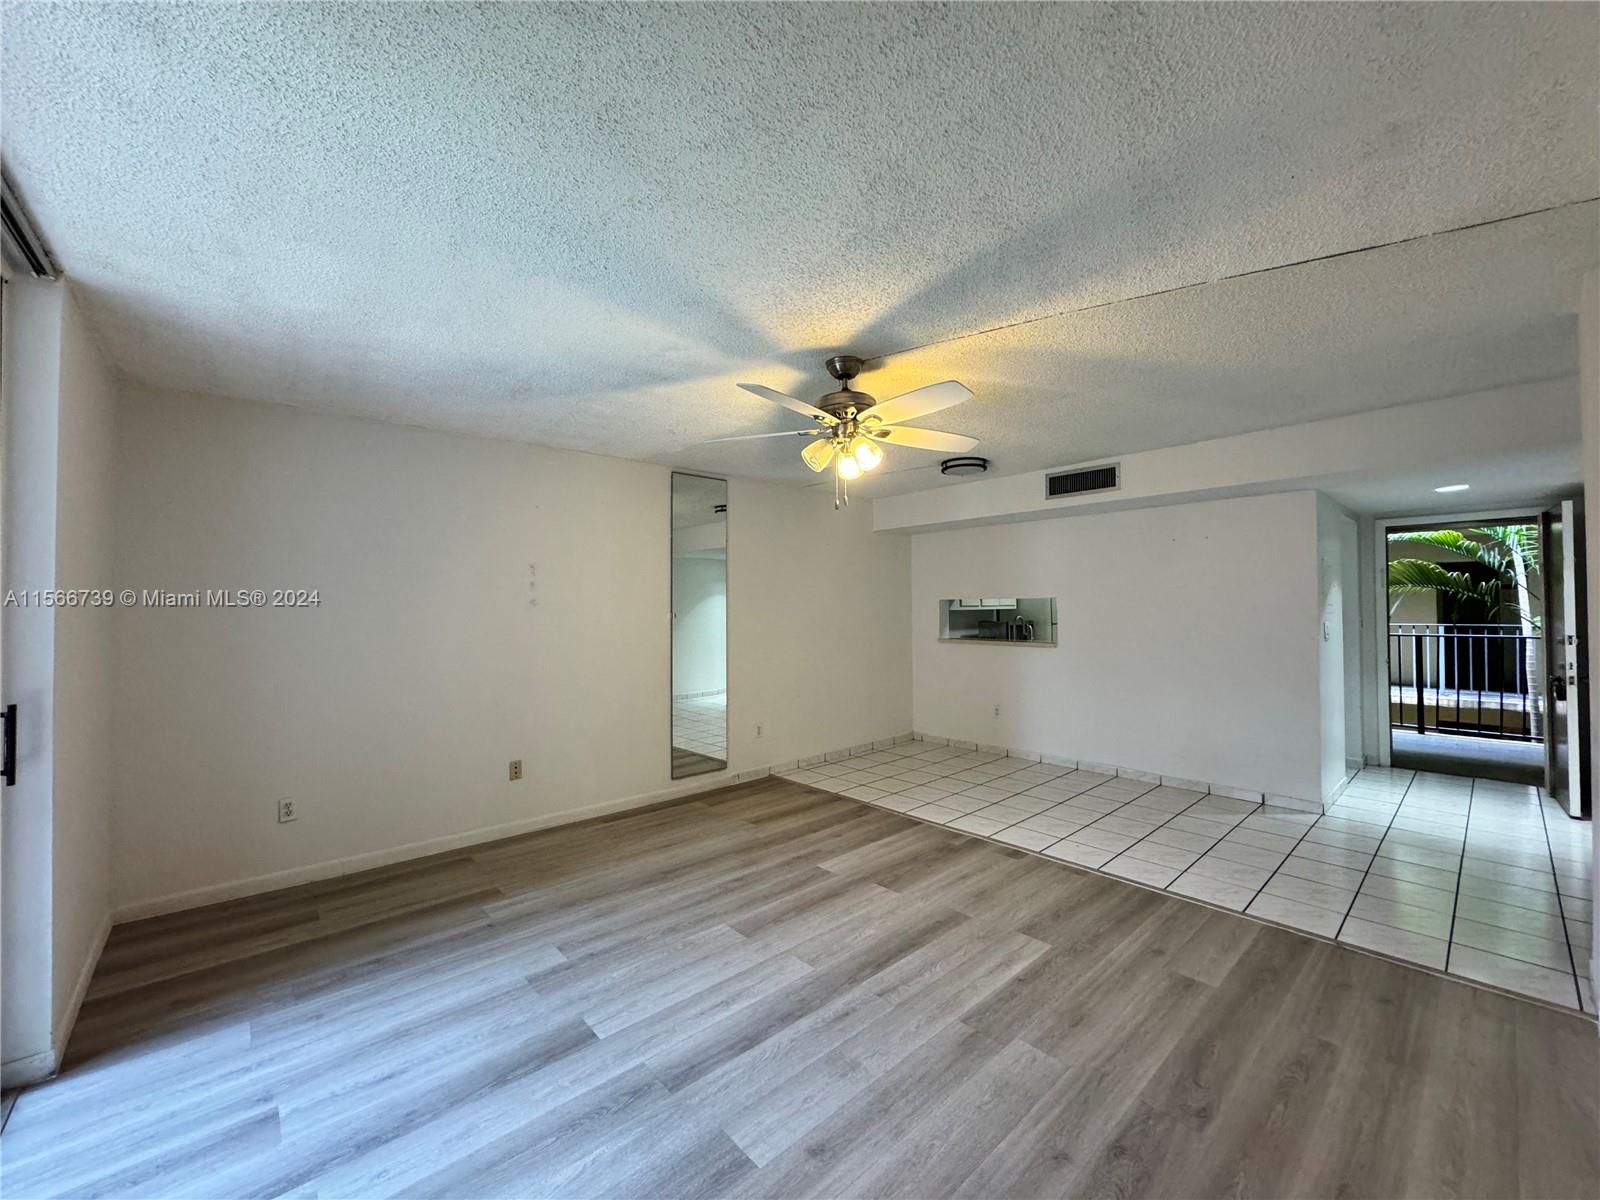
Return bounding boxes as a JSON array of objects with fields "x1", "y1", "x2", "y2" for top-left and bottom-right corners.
[
  {"x1": 910, "y1": 733, "x2": 1319, "y2": 811},
  {"x1": 53, "y1": 911, "x2": 112, "y2": 1062},
  {"x1": 0, "y1": 910, "x2": 112, "y2": 1090},
  {"x1": 112, "y1": 770, "x2": 756, "y2": 923},
  {"x1": 1077, "y1": 759, "x2": 1121, "y2": 775},
  {"x1": 1264, "y1": 792, "x2": 1324, "y2": 815},
  {"x1": 1321, "y1": 769, "x2": 1359, "y2": 810},
  {"x1": 110, "y1": 734, "x2": 917, "y2": 926},
  {"x1": 1, "y1": 1048, "x2": 58, "y2": 1089}
]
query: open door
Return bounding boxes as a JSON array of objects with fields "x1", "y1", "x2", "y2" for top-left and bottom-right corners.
[{"x1": 1542, "y1": 499, "x2": 1590, "y2": 817}]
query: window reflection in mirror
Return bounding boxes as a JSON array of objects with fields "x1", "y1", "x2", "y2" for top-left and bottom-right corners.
[{"x1": 671, "y1": 473, "x2": 728, "y2": 778}]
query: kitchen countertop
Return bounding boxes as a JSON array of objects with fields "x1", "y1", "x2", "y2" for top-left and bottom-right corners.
[{"x1": 938, "y1": 636, "x2": 1056, "y2": 647}]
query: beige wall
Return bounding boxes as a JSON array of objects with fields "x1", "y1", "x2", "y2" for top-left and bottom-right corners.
[
  {"x1": 910, "y1": 491, "x2": 1324, "y2": 806},
  {"x1": 0, "y1": 281, "x2": 117, "y2": 1085},
  {"x1": 49, "y1": 288, "x2": 117, "y2": 1064},
  {"x1": 1317, "y1": 496, "x2": 1361, "y2": 799},
  {"x1": 1, "y1": 279, "x2": 62, "y2": 1081},
  {"x1": 109, "y1": 386, "x2": 910, "y2": 915}
]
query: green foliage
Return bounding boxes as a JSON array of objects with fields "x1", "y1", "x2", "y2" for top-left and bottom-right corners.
[
  {"x1": 1386, "y1": 524, "x2": 1540, "y2": 623},
  {"x1": 1386, "y1": 558, "x2": 1502, "y2": 610}
]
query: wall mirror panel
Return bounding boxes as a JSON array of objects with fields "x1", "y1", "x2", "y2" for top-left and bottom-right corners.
[{"x1": 671, "y1": 473, "x2": 728, "y2": 778}]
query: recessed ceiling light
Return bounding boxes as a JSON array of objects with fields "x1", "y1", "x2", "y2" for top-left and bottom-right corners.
[{"x1": 1433, "y1": 483, "x2": 1470, "y2": 493}]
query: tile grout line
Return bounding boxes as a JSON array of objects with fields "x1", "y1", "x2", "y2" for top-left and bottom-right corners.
[
  {"x1": 908, "y1": 747, "x2": 1307, "y2": 904},
  {"x1": 927, "y1": 757, "x2": 1150, "y2": 842},
  {"x1": 1331, "y1": 770, "x2": 1419, "y2": 943},
  {"x1": 981, "y1": 774, "x2": 1149, "y2": 845},
  {"x1": 1094, "y1": 786, "x2": 1226, "y2": 881},
  {"x1": 1114, "y1": 789, "x2": 1235, "y2": 877},
  {"x1": 866, "y1": 749, "x2": 1245, "y2": 888},
  {"x1": 1442, "y1": 777, "x2": 1476, "y2": 975},
  {"x1": 880, "y1": 778, "x2": 1590, "y2": 1023},
  {"x1": 1235, "y1": 796, "x2": 1351, "y2": 918},
  {"x1": 889, "y1": 747, "x2": 1360, "y2": 908},
  {"x1": 815, "y1": 761, "x2": 1590, "y2": 1013},
  {"x1": 1534, "y1": 784, "x2": 1586, "y2": 1010},
  {"x1": 1163, "y1": 820, "x2": 1249, "y2": 895},
  {"x1": 893, "y1": 762, "x2": 1258, "y2": 894},
  {"x1": 1069, "y1": 778, "x2": 1181, "y2": 860},
  {"x1": 921, "y1": 754, "x2": 1092, "y2": 832}
]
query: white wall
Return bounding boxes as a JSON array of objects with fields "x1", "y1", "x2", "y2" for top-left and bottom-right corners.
[
  {"x1": 110, "y1": 386, "x2": 911, "y2": 915},
  {"x1": 1339, "y1": 513, "x2": 1363, "y2": 772},
  {"x1": 876, "y1": 379, "x2": 1580, "y2": 534},
  {"x1": 671, "y1": 554, "x2": 726, "y2": 697},
  {"x1": 728, "y1": 478, "x2": 911, "y2": 771},
  {"x1": 1579, "y1": 266, "x2": 1598, "y2": 1005},
  {"x1": 1, "y1": 279, "x2": 63, "y2": 1081},
  {"x1": 910, "y1": 491, "x2": 1323, "y2": 804},
  {"x1": 1, "y1": 281, "x2": 117, "y2": 1085},
  {"x1": 49, "y1": 287, "x2": 117, "y2": 1061},
  {"x1": 1316, "y1": 496, "x2": 1360, "y2": 799}
]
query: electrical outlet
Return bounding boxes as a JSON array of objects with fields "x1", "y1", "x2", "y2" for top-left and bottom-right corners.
[
  {"x1": 993, "y1": 704, "x2": 1001, "y2": 718},
  {"x1": 509, "y1": 759, "x2": 524, "y2": 781},
  {"x1": 754, "y1": 723, "x2": 764, "y2": 739},
  {"x1": 277, "y1": 798, "x2": 297, "y2": 824}
]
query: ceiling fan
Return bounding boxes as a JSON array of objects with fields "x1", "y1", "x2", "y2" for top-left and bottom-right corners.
[{"x1": 708, "y1": 355, "x2": 978, "y2": 506}]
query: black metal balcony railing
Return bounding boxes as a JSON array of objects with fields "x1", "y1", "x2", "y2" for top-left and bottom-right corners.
[{"x1": 1388, "y1": 623, "x2": 1541, "y2": 742}]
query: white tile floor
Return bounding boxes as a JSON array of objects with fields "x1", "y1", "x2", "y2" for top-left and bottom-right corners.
[
  {"x1": 778, "y1": 742, "x2": 1595, "y2": 1013},
  {"x1": 672, "y1": 693, "x2": 727, "y2": 759}
]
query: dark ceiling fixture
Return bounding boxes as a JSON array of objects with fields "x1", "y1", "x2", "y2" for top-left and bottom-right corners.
[{"x1": 940, "y1": 456, "x2": 989, "y2": 477}]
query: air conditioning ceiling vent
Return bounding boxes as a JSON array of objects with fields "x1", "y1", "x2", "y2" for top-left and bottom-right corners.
[{"x1": 1045, "y1": 463, "x2": 1119, "y2": 499}]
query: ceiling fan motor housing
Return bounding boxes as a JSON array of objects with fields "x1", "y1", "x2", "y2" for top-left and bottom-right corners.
[
  {"x1": 820, "y1": 356, "x2": 873, "y2": 418},
  {"x1": 825, "y1": 354, "x2": 865, "y2": 382},
  {"x1": 819, "y1": 388, "x2": 876, "y2": 418}
]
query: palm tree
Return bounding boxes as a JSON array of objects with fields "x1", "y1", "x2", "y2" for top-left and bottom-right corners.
[
  {"x1": 1387, "y1": 525, "x2": 1540, "y2": 625},
  {"x1": 1387, "y1": 525, "x2": 1542, "y2": 734}
]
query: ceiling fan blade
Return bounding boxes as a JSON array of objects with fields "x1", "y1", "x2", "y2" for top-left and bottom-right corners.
[
  {"x1": 872, "y1": 426, "x2": 979, "y2": 453},
  {"x1": 737, "y1": 383, "x2": 839, "y2": 425},
  {"x1": 800, "y1": 438, "x2": 838, "y2": 473},
  {"x1": 703, "y1": 429, "x2": 825, "y2": 443},
  {"x1": 860, "y1": 380, "x2": 971, "y2": 426}
]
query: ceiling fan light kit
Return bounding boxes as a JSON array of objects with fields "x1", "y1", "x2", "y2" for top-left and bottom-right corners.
[{"x1": 721, "y1": 355, "x2": 979, "y2": 509}]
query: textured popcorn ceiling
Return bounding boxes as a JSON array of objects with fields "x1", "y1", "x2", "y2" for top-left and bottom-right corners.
[{"x1": 3, "y1": 2, "x2": 1597, "y2": 494}]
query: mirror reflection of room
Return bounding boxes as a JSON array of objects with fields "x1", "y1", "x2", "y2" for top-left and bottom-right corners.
[{"x1": 671, "y1": 473, "x2": 727, "y2": 778}]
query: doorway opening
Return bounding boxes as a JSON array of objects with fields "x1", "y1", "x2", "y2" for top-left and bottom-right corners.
[
  {"x1": 1385, "y1": 515, "x2": 1545, "y2": 785},
  {"x1": 1381, "y1": 505, "x2": 1588, "y2": 816}
]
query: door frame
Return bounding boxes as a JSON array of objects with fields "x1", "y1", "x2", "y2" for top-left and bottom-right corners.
[
  {"x1": 1369, "y1": 506, "x2": 1545, "y2": 768},
  {"x1": 1542, "y1": 499, "x2": 1590, "y2": 815}
]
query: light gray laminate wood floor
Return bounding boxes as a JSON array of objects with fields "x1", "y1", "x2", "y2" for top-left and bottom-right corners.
[{"x1": 2, "y1": 777, "x2": 1596, "y2": 1198}]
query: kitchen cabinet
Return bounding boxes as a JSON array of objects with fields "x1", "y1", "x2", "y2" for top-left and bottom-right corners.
[
  {"x1": 949, "y1": 598, "x2": 1017, "y2": 610},
  {"x1": 937, "y1": 597, "x2": 1058, "y2": 645}
]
